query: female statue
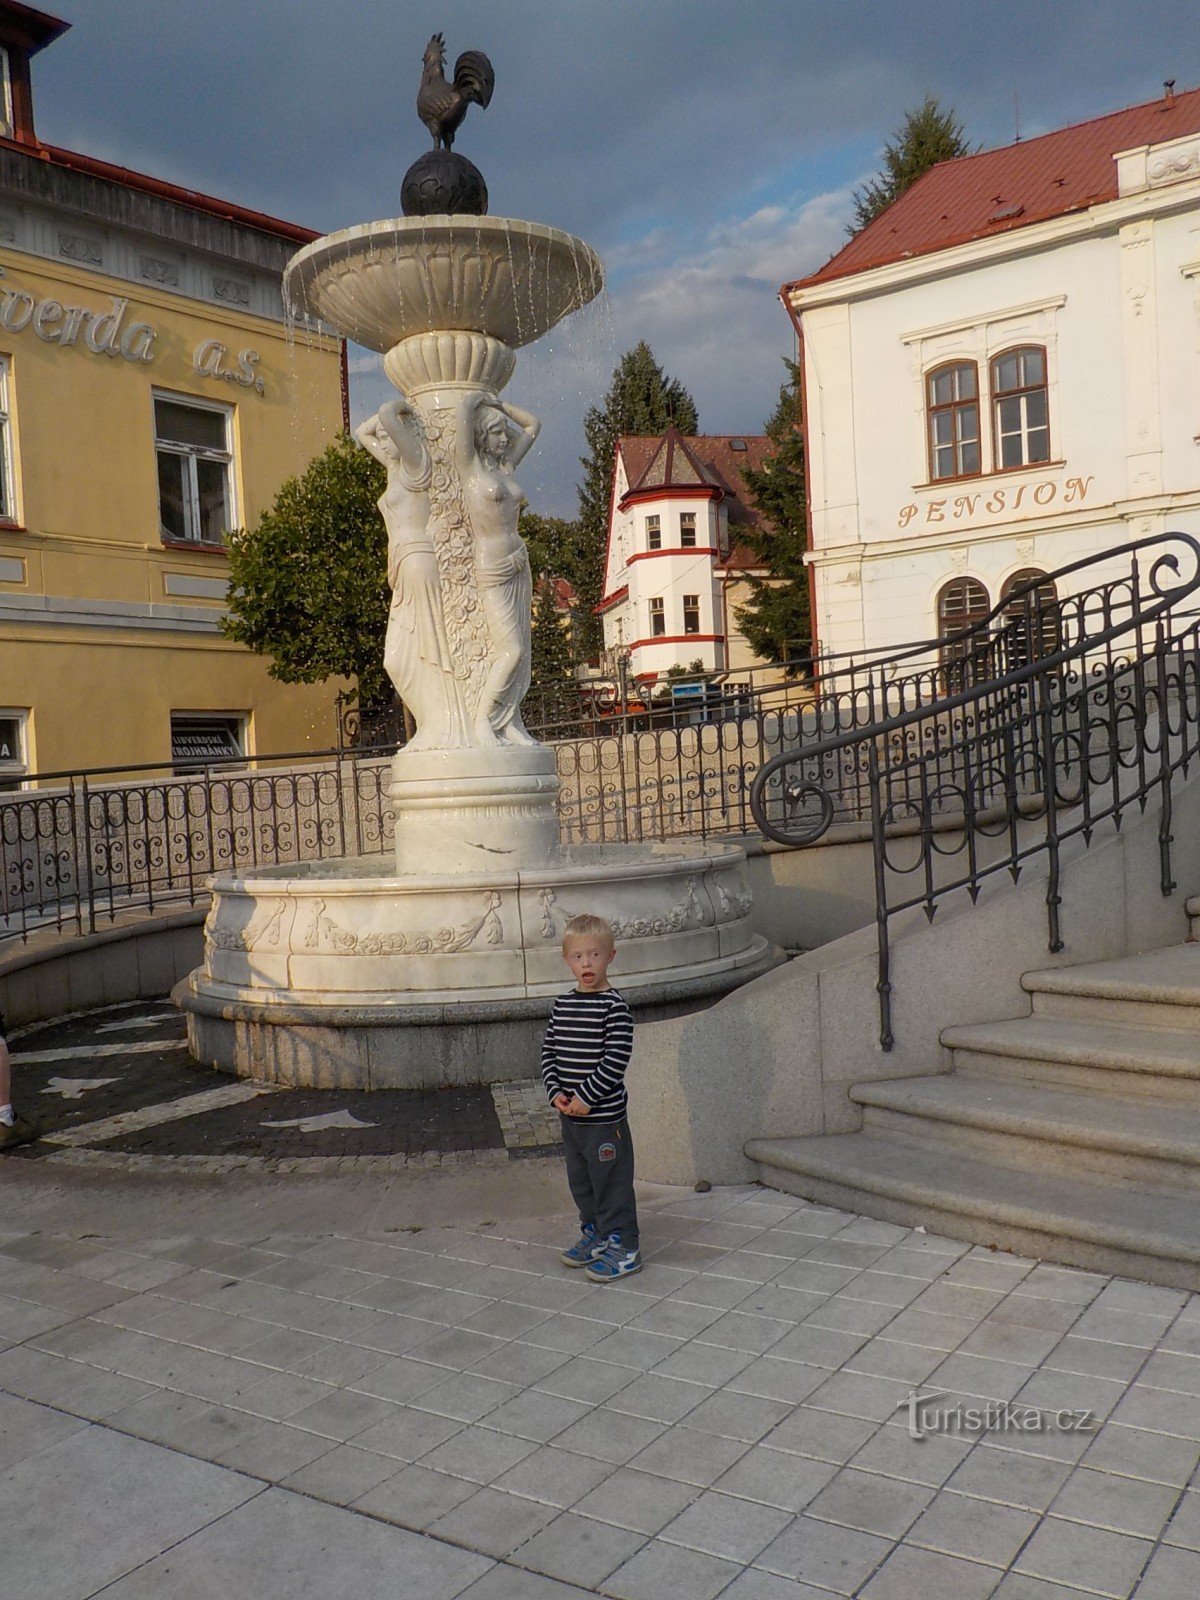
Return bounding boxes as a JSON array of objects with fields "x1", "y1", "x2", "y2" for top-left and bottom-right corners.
[
  {"x1": 455, "y1": 390, "x2": 542, "y2": 746},
  {"x1": 356, "y1": 399, "x2": 471, "y2": 750}
]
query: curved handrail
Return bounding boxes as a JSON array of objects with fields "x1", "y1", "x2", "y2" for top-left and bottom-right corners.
[{"x1": 748, "y1": 530, "x2": 1200, "y2": 1048}]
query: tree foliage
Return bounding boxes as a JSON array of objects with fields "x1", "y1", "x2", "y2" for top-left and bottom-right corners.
[
  {"x1": 735, "y1": 358, "x2": 811, "y2": 668},
  {"x1": 527, "y1": 576, "x2": 578, "y2": 731},
  {"x1": 221, "y1": 431, "x2": 392, "y2": 712},
  {"x1": 850, "y1": 95, "x2": 973, "y2": 235},
  {"x1": 575, "y1": 342, "x2": 699, "y2": 658}
]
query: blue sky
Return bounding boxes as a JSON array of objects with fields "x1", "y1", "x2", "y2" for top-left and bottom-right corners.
[{"x1": 34, "y1": 0, "x2": 1200, "y2": 514}]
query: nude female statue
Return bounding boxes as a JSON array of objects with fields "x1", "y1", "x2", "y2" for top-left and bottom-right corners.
[
  {"x1": 455, "y1": 391, "x2": 542, "y2": 746},
  {"x1": 355, "y1": 398, "x2": 471, "y2": 750}
]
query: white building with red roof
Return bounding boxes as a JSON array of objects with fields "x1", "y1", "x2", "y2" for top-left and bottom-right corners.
[
  {"x1": 597, "y1": 427, "x2": 772, "y2": 683},
  {"x1": 785, "y1": 83, "x2": 1200, "y2": 662}
]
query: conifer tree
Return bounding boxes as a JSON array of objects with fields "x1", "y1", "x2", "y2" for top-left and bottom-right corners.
[
  {"x1": 851, "y1": 95, "x2": 973, "y2": 234},
  {"x1": 735, "y1": 359, "x2": 811, "y2": 668},
  {"x1": 527, "y1": 575, "x2": 578, "y2": 733},
  {"x1": 575, "y1": 342, "x2": 699, "y2": 657}
]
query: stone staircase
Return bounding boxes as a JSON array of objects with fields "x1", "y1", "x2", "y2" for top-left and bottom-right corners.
[{"x1": 746, "y1": 932, "x2": 1200, "y2": 1290}]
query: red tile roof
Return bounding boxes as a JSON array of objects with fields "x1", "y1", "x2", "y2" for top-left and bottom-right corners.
[
  {"x1": 794, "y1": 85, "x2": 1200, "y2": 290},
  {"x1": 615, "y1": 432, "x2": 772, "y2": 572}
]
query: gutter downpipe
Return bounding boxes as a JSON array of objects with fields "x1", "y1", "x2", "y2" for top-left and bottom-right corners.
[{"x1": 779, "y1": 283, "x2": 820, "y2": 688}]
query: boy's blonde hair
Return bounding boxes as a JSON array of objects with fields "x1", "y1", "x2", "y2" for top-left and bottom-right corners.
[{"x1": 561, "y1": 913, "x2": 615, "y2": 952}]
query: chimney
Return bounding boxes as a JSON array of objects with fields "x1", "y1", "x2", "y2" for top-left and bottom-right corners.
[
  {"x1": 1164, "y1": 79, "x2": 1177, "y2": 105},
  {"x1": 0, "y1": 2, "x2": 70, "y2": 145}
]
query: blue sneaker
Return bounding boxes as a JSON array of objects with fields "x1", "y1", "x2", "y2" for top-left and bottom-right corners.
[
  {"x1": 584, "y1": 1234, "x2": 642, "y2": 1282},
  {"x1": 560, "y1": 1222, "x2": 605, "y2": 1268}
]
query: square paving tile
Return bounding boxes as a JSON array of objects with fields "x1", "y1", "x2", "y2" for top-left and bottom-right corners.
[
  {"x1": 491, "y1": 1443, "x2": 613, "y2": 1508},
  {"x1": 858, "y1": 1542, "x2": 1002, "y2": 1600},
  {"x1": 604, "y1": 1535, "x2": 742, "y2": 1600},
  {"x1": 627, "y1": 1422, "x2": 751, "y2": 1486},
  {"x1": 657, "y1": 1488, "x2": 792, "y2": 1563},
  {"x1": 805, "y1": 1467, "x2": 933, "y2": 1538},
  {"x1": 1135, "y1": 1542, "x2": 1200, "y2": 1600},
  {"x1": 711, "y1": 1444, "x2": 837, "y2": 1512},
  {"x1": 352, "y1": 1462, "x2": 479, "y2": 1530},
  {"x1": 570, "y1": 1466, "x2": 699, "y2": 1535},
  {"x1": 510, "y1": 1509, "x2": 646, "y2": 1585},
  {"x1": 426, "y1": 1484, "x2": 560, "y2": 1557},
  {"x1": 907, "y1": 1490, "x2": 1038, "y2": 1566},
  {"x1": 1014, "y1": 1517, "x2": 1152, "y2": 1596},
  {"x1": 756, "y1": 1515, "x2": 892, "y2": 1592}
]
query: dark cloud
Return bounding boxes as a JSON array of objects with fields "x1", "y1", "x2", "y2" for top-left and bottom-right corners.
[{"x1": 42, "y1": 1, "x2": 1200, "y2": 511}]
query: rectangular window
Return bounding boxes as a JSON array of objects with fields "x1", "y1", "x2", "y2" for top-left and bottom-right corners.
[
  {"x1": 155, "y1": 395, "x2": 233, "y2": 545},
  {"x1": 0, "y1": 707, "x2": 26, "y2": 790},
  {"x1": 171, "y1": 713, "x2": 245, "y2": 773},
  {"x1": 927, "y1": 362, "x2": 980, "y2": 481},
  {"x1": 648, "y1": 598, "x2": 666, "y2": 637},
  {"x1": 992, "y1": 346, "x2": 1050, "y2": 470},
  {"x1": 680, "y1": 512, "x2": 697, "y2": 547},
  {"x1": 646, "y1": 514, "x2": 661, "y2": 551},
  {"x1": 683, "y1": 594, "x2": 700, "y2": 634},
  {"x1": 0, "y1": 49, "x2": 12, "y2": 139},
  {"x1": 0, "y1": 356, "x2": 14, "y2": 521}
]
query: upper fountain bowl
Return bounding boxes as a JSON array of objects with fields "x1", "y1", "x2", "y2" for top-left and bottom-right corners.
[{"x1": 284, "y1": 216, "x2": 604, "y2": 354}]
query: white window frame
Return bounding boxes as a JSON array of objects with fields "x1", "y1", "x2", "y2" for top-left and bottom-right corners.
[
  {"x1": 154, "y1": 390, "x2": 235, "y2": 546},
  {"x1": 648, "y1": 597, "x2": 666, "y2": 637},
  {"x1": 682, "y1": 594, "x2": 701, "y2": 635},
  {"x1": 646, "y1": 513, "x2": 662, "y2": 551},
  {"x1": 679, "y1": 510, "x2": 697, "y2": 547},
  {"x1": 0, "y1": 706, "x2": 28, "y2": 788}
]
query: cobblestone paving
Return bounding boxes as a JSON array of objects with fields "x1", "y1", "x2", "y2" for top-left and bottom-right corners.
[
  {"x1": 8, "y1": 1001, "x2": 554, "y2": 1172},
  {"x1": 3, "y1": 1182, "x2": 1200, "y2": 1598}
]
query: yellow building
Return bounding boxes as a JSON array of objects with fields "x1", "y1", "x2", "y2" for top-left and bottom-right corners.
[{"x1": 0, "y1": 2, "x2": 346, "y2": 783}]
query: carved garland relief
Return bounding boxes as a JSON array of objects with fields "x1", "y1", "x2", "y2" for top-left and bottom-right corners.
[{"x1": 303, "y1": 891, "x2": 503, "y2": 955}]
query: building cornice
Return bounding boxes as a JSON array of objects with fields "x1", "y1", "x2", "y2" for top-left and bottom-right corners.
[{"x1": 787, "y1": 176, "x2": 1200, "y2": 312}]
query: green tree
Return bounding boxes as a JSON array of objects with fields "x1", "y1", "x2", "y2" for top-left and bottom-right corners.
[
  {"x1": 520, "y1": 510, "x2": 580, "y2": 587},
  {"x1": 527, "y1": 576, "x2": 578, "y2": 733},
  {"x1": 850, "y1": 95, "x2": 973, "y2": 235},
  {"x1": 221, "y1": 431, "x2": 392, "y2": 712},
  {"x1": 575, "y1": 342, "x2": 699, "y2": 658},
  {"x1": 735, "y1": 358, "x2": 811, "y2": 669}
]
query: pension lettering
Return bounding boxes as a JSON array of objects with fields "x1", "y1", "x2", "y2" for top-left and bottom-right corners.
[{"x1": 898, "y1": 476, "x2": 1094, "y2": 530}]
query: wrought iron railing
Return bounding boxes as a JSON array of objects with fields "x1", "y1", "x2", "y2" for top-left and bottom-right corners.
[{"x1": 750, "y1": 533, "x2": 1200, "y2": 1048}]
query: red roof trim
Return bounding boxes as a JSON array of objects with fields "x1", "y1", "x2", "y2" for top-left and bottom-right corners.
[
  {"x1": 594, "y1": 584, "x2": 628, "y2": 615},
  {"x1": 627, "y1": 547, "x2": 719, "y2": 564},
  {"x1": 2, "y1": 137, "x2": 319, "y2": 244},
  {"x1": 789, "y1": 84, "x2": 1200, "y2": 292},
  {"x1": 620, "y1": 484, "x2": 721, "y2": 511}
]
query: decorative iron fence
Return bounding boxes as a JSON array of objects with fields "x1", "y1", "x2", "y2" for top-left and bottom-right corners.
[{"x1": 750, "y1": 533, "x2": 1200, "y2": 1048}]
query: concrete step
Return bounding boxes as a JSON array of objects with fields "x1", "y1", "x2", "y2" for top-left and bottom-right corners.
[
  {"x1": 941, "y1": 1015, "x2": 1200, "y2": 1101},
  {"x1": 1186, "y1": 895, "x2": 1200, "y2": 942},
  {"x1": 746, "y1": 1131, "x2": 1200, "y2": 1290},
  {"x1": 1024, "y1": 943, "x2": 1200, "y2": 1030},
  {"x1": 853, "y1": 1073, "x2": 1200, "y2": 1193}
]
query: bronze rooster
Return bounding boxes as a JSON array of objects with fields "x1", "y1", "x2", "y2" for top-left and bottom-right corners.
[{"x1": 417, "y1": 34, "x2": 494, "y2": 152}]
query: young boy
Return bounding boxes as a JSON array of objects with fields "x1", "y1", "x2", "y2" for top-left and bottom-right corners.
[
  {"x1": 541, "y1": 913, "x2": 640, "y2": 1281},
  {"x1": 0, "y1": 1010, "x2": 36, "y2": 1152}
]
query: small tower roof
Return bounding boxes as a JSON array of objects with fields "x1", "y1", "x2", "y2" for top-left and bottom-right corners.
[{"x1": 626, "y1": 425, "x2": 715, "y2": 495}]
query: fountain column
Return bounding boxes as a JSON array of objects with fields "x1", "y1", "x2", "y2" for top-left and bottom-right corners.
[{"x1": 380, "y1": 330, "x2": 562, "y2": 875}]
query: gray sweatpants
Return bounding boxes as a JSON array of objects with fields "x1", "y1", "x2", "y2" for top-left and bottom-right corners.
[{"x1": 559, "y1": 1115, "x2": 639, "y2": 1249}]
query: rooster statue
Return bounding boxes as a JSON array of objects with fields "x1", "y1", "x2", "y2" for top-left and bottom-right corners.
[{"x1": 417, "y1": 34, "x2": 494, "y2": 152}]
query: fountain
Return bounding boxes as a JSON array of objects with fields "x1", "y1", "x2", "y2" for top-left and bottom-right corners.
[{"x1": 176, "y1": 36, "x2": 781, "y2": 1089}]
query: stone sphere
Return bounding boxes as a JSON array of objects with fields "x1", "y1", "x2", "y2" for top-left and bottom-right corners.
[{"x1": 401, "y1": 152, "x2": 489, "y2": 217}]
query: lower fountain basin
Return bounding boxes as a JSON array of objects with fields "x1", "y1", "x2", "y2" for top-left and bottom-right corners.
[{"x1": 176, "y1": 840, "x2": 782, "y2": 1089}]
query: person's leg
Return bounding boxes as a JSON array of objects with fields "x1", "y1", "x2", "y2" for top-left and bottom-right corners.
[
  {"x1": 588, "y1": 1121, "x2": 639, "y2": 1251},
  {"x1": 558, "y1": 1116, "x2": 605, "y2": 1266},
  {"x1": 0, "y1": 1030, "x2": 12, "y2": 1124}
]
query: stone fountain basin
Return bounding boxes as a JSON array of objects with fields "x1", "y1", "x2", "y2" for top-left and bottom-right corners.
[
  {"x1": 283, "y1": 215, "x2": 604, "y2": 352},
  {"x1": 175, "y1": 840, "x2": 782, "y2": 1089}
]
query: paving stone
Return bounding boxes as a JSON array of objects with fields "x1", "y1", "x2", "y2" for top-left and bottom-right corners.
[
  {"x1": 570, "y1": 1466, "x2": 700, "y2": 1534},
  {"x1": 657, "y1": 1488, "x2": 792, "y2": 1563},
  {"x1": 491, "y1": 1444, "x2": 613, "y2": 1508},
  {"x1": 848, "y1": 1424, "x2": 971, "y2": 1487},
  {"x1": 1082, "y1": 1422, "x2": 1200, "y2": 1485},
  {"x1": 627, "y1": 1422, "x2": 751, "y2": 1486},
  {"x1": 907, "y1": 1490, "x2": 1039, "y2": 1566},
  {"x1": 550, "y1": 1405, "x2": 664, "y2": 1465},
  {"x1": 606, "y1": 1372, "x2": 709, "y2": 1423},
  {"x1": 603, "y1": 1535, "x2": 742, "y2": 1600},
  {"x1": 805, "y1": 1467, "x2": 933, "y2": 1538},
  {"x1": 281, "y1": 1443, "x2": 398, "y2": 1505},
  {"x1": 351, "y1": 1462, "x2": 479, "y2": 1530},
  {"x1": 1164, "y1": 1487, "x2": 1200, "y2": 1549},
  {"x1": 756, "y1": 1515, "x2": 892, "y2": 1592},
  {"x1": 417, "y1": 1422, "x2": 538, "y2": 1484},
  {"x1": 944, "y1": 1443, "x2": 1073, "y2": 1510},
  {"x1": 426, "y1": 1484, "x2": 560, "y2": 1557},
  {"x1": 1014, "y1": 1517, "x2": 1153, "y2": 1596},
  {"x1": 766, "y1": 1404, "x2": 879, "y2": 1462},
  {"x1": 711, "y1": 1444, "x2": 837, "y2": 1512},
  {"x1": 477, "y1": 1389, "x2": 590, "y2": 1443},
  {"x1": 509, "y1": 1509, "x2": 646, "y2": 1585},
  {"x1": 1135, "y1": 1542, "x2": 1200, "y2": 1600},
  {"x1": 858, "y1": 1543, "x2": 1002, "y2": 1600},
  {"x1": 1049, "y1": 1462, "x2": 1179, "y2": 1537}
]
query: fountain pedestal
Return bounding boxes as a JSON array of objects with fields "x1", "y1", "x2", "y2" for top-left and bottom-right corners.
[{"x1": 390, "y1": 745, "x2": 560, "y2": 875}]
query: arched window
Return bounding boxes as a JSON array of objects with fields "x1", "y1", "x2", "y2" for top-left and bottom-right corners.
[
  {"x1": 938, "y1": 576, "x2": 990, "y2": 691},
  {"x1": 991, "y1": 346, "x2": 1050, "y2": 470},
  {"x1": 1000, "y1": 568, "x2": 1059, "y2": 668},
  {"x1": 926, "y1": 361, "x2": 980, "y2": 481}
]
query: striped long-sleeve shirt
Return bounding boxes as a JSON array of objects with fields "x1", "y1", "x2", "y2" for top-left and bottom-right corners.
[{"x1": 540, "y1": 987, "x2": 634, "y2": 1123}]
